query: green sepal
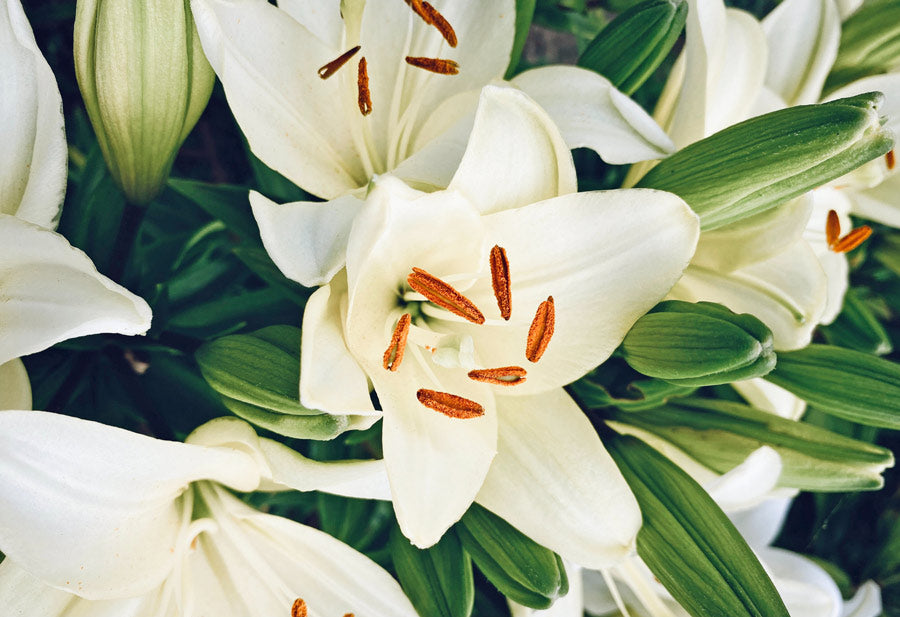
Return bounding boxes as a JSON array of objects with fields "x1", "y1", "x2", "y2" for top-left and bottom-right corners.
[
  {"x1": 606, "y1": 432, "x2": 790, "y2": 617},
  {"x1": 636, "y1": 93, "x2": 894, "y2": 230},
  {"x1": 825, "y1": 0, "x2": 900, "y2": 92},
  {"x1": 609, "y1": 397, "x2": 894, "y2": 491},
  {"x1": 820, "y1": 289, "x2": 892, "y2": 355},
  {"x1": 621, "y1": 301, "x2": 775, "y2": 386},
  {"x1": 506, "y1": 0, "x2": 537, "y2": 78},
  {"x1": 219, "y1": 398, "x2": 354, "y2": 440},
  {"x1": 767, "y1": 344, "x2": 900, "y2": 428},
  {"x1": 578, "y1": 0, "x2": 687, "y2": 94},
  {"x1": 390, "y1": 525, "x2": 474, "y2": 617},
  {"x1": 456, "y1": 504, "x2": 567, "y2": 609},
  {"x1": 569, "y1": 374, "x2": 695, "y2": 411}
]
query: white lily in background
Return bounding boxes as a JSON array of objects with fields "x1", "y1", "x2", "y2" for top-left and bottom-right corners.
[
  {"x1": 254, "y1": 84, "x2": 700, "y2": 562},
  {"x1": 0, "y1": 412, "x2": 418, "y2": 617}
]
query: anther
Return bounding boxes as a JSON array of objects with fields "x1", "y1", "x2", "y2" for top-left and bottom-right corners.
[
  {"x1": 468, "y1": 366, "x2": 527, "y2": 386},
  {"x1": 831, "y1": 225, "x2": 872, "y2": 253},
  {"x1": 490, "y1": 245, "x2": 511, "y2": 320},
  {"x1": 405, "y1": 56, "x2": 459, "y2": 75},
  {"x1": 383, "y1": 313, "x2": 411, "y2": 371},
  {"x1": 417, "y1": 388, "x2": 485, "y2": 419},
  {"x1": 525, "y1": 296, "x2": 555, "y2": 363},
  {"x1": 291, "y1": 598, "x2": 308, "y2": 617},
  {"x1": 405, "y1": 0, "x2": 458, "y2": 47},
  {"x1": 357, "y1": 57, "x2": 373, "y2": 115},
  {"x1": 318, "y1": 46, "x2": 361, "y2": 79},
  {"x1": 407, "y1": 267, "x2": 485, "y2": 324},
  {"x1": 826, "y1": 209, "x2": 840, "y2": 247},
  {"x1": 888, "y1": 150, "x2": 896, "y2": 171}
]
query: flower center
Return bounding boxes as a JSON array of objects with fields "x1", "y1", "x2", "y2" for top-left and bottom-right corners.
[{"x1": 826, "y1": 208, "x2": 872, "y2": 253}]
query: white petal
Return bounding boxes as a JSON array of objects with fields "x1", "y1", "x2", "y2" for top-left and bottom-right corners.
[
  {"x1": 759, "y1": 547, "x2": 842, "y2": 617},
  {"x1": 276, "y1": 0, "x2": 342, "y2": 48},
  {"x1": 0, "y1": 410, "x2": 259, "y2": 599},
  {"x1": 455, "y1": 189, "x2": 699, "y2": 395},
  {"x1": 729, "y1": 496, "x2": 794, "y2": 549},
  {"x1": 250, "y1": 190, "x2": 363, "y2": 287},
  {"x1": 0, "y1": 358, "x2": 31, "y2": 409},
  {"x1": 704, "y1": 446, "x2": 782, "y2": 513},
  {"x1": 671, "y1": 240, "x2": 827, "y2": 350},
  {"x1": 0, "y1": 0, "x2": 66, "y2": 228},
  {"x1": 847, "y1": 172, "x2": 900, "y2": 228},
  {"x1": 477, "y1": 390, "x2": 641, "y2": 569},
  {"x1": 843, "y1": 581, "x2": 882, "y2": 617},
  {"x1": 300, "y1": 277, "x2": 378, "y2": 415},
  {"x1": 448, "y1": 85, "x2": 577, "y2": 215},
  {"x1": 804, "y1": 189, "x2": 852, "y2": 324},
  {"x1": 0, "y1": 215, "x2": 152, "y2": 366},
  {"x1": 826, "y1": 73, "x2": 900, "y2": 136},
  {"x1": 191, "y1": 0, "x2": 364, "y2": 198},
  {"x1": 513, "y1": 66, "x2": 674, "y2": 162},
  {"x1": 732, "y1": 378, "x2": 807, "y2": 419},
  {"x1": 762, "y1": 0, "x2": 840, "y2": 106}
]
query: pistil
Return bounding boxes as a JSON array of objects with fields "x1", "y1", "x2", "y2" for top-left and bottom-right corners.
[
  {"x1": 526, "y1": 296, "x2": 555, "y2": 362},
  {"x1": 407, "y1": 267, "x2": 485, "y2": 323},
  {"x1": 468, "y1": 366, "x2": 527, "y2": 386},
  {"x1": 417, "y1": 388, "x2": 485, "y2": 418},
  {"x1": 490, "y1": 245, "x2": 512, "y2": 320},
  {"x1": 383, "y1": 313, "x2": 412, "y2": 371}
]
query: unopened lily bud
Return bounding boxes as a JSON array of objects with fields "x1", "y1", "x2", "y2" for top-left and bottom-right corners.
[
  {"x1": 826, "y1": 0, "x2": 900, "y2": 92},
  {"x1": 578, "y1": 0, "x2": 687, "y2": 95},
  {"x1": 74, "y1": 0, "x2": 215, "y2": 204},
  {"x1": 621, "y1": 301, "x2": 776, "y2": 386},
  {"x1": 637, "y1": 93, "x2": 894, "y2": 229}
]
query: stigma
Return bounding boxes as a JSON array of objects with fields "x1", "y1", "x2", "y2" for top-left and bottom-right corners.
[{"x1": 826, "y1": 209, "x2": 872, "y2": 253}]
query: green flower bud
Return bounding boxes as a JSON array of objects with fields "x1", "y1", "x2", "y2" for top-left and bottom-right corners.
[
  {"x1": 74, "y1": 0, "x2": 215, "y2": 204},
  {"x1": 826, "y1": 0, "x2": 900, "y2": 92},
  {"x1": 578, "y1": 0, "x2": 687, "y2": 95},
  {"x1": 621, "y1": 301, "x2": 776, "y2": 386},
  {"x1": 637, "y1": 93, "x2": 894, "y2": 230}
]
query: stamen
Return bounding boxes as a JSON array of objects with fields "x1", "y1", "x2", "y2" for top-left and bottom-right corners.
[
  {"x1": 407, "y1": 267, "x2": 485, "y2": 324},
  {"x1": 831, "y1": 225, "x2": 872, "y2": 253},
  {"x1": 357, "y1": 57, "x2": 373, "y2": 116},
  {"x1": 383, "y1": 313, "x2": 412, "y2": 371},
  {"x1": 888, "y1": 150, "x2": 896, "y2": 171},
  {"x1": 417, "y1": 388, "x2": 485, "y2": 418},
  {"x1": 291, "y1": 598, "x2": 308, "y2": 617},
  {"x1": 826, "y1": 209, "x2": 841, "y2": 247},
  {"x1": 317, "y1": 45, "x2": 361, "y2": 79},
  {"x1": 490, "y1": 245, "x2": 511, "y2": 320},
  {"x1": 468, "y1": 366, "x2": 527, "y2": 386},
  {"x1": 525, "y1": 296, "x2": 555, "y2": 363},
  {"x1": 404, "y1": 0, "x2": 458, "y2": 47},
  {"x1": 405, "y1": 56, "x2": 459, "y2": 75}
]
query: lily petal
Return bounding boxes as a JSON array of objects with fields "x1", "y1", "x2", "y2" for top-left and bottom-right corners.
[
  {"x1": 758, "y1": 547, "x2": 842, "y2": 617},
  {"x1": 448, "y1": 85, "x2": 576, "y2": 215},
  {"x1": 846, "y1": 172, "x2": 900, "y2": 228},
  {"x1": 729, "y1": 496, "x2": 794, "y2": 549},
  {"x1": 805, "y1": 189, "x2": 851, "y2": 324},
  {"x1": 250, "y1": 190, "x2": 363, "y2": 287},
  {"x1": 276, "y1": 0, "x2": 342, "y2": 48},
  {"x1": 843, "y1": 581, "x2": 882, "y2": 617},
  {"x1": 826, "y1": 73, "x2": 900, "y2": 137},
  {"x1": 732, "y1": 377, "x2": 807, "y2": 419},
  {"x1": 704, "y1": 446, "x2": 782, "y2": 513},
  {"x1": 0, "y1": 0, "x2": 66, "y2": 228},
  {"x1": 762, "y1": 0, "x2": 840, "y2": 106},
  {"x1": 0, "y1": 215, "x2": 152, "y2": 366},
  {"x1": 513, "y1": 66, "x2": 675, "y2": 162},
  {"x1": 0, "y1": 410, "x2": 259, "y2": 599},
  {"x1": 477, "y1": 390, "x2": 641, "y2": 569},
  {"x1": 0, "y1": 358, "x2": 31, "y2": 409}
]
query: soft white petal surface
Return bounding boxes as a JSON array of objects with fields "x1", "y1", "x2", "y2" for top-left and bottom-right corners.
[
  {"x1": 512, "y1": 66, "x2": 675, "y2": 162},
  {"x1": 0, "y1": 358, "x2": 31, "y2": 409},
  {"x1": 0, "y1": 410, "x2": 259, "y2": 599},
  {"x1": 477, "y1": 390, "x2": 641, "y2": 569},
  {"x1": 760, "y1": 547, "x2": 842, "y2": 617},
  {"x1": 805, "y1": 189, "x2": 852, "y2": 323},
  {"x1": 729, "y1": 496, "x2": 794, "y2": 549},
  {"x1": 0, "y1": 215, "x2": 152, "y2": 366},
  {"x1": 705, "y1": 446, "x2": 783, "y2": 513},
  {"x1": 0, "y1": 0, "x2": 66, "y2": 228},
  {"x1": 843, "y1": 581, "x2": 883, "y2": 617},
  {"x1": 732, "y1": 377, "x2": 807, "y2": 419},
  {"x1": 276, "y1": 0, "x2": 342, "y2": 48}
]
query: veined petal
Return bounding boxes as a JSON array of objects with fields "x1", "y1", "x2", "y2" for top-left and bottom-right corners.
[
  {"x1": 759, "y1": 547, "x2": 842, "y2": 617},
  {"x1": 513, "y1": 66, "x2": 675, "y2": 162},
  {"x1": 843, "y1": 581, "x2": 882, "y2": 617},
  {"x1": 191, "y1": 0, "x2": 364, "y2": 198},
  {"x1": 0, "y1": 411, "x2": 259, "y2": 599},
  {"x1": 671, "y1": 240, "x2": 827, "y2": 350},
  {"x1": 0, "y1": 358, "x2": 31, "y2": 409},
  {"x1": 762, "y1": 0, "x2": 840, "y2": 106},
  {"x1": 729, "y1": 496, "x2": 794, "y2": 549},
  {"x1": 276, "y1": 0, "x2": 342, "y2": 48},
  {"x1": 250, "y1": 190, "x2": 363, "y2": 287},
  {"x1": 732, "y1": 377, "x2": 807, "y2": 419},
  {"x1": 704, "y1": 447, "x2": 782, "y2": 513},
  {"x1": 448, "y1": 85, "x2": 576, "y2": 215},
  {"x1": 847, "y1": 172, "x2": 900, "y2": 228},
  {"x1": 0, "y1": 0, "x2": 66, "y2": 228},
  {"x1": 456, "y1": 189, "x2": 699, "y2": 395},
  {"x1": 477, "y1": 390, "x2": 641, "y2": 569},
  {"x1": 0, "y1": 215, "x2": 152, "y2": 366}
]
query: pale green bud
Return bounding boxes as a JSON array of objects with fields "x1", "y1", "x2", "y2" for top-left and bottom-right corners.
[
  {"x1": 637, "y1": 93, "x2": 894, "y2": 230},
  {"x1": 826, "y1": 0, "x2": 900, "y2": 92},
  {"x1": 74, "y1": 0, "x2": 215, "y2": 204}
]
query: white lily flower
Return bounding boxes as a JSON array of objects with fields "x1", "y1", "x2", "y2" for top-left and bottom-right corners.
[
  {"x1": 0, "y1": 412, "x2": 417, "y2": 617},
  {"x1": 255, "y1": 84, "x2": 700, "y2": 563}
]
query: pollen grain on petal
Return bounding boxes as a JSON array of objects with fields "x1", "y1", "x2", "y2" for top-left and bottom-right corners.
[
  {"x1": 408, "y1": 267, "x2": 485, "y2": 324},
  {"x1": 887, "y1": 149, "x2": 896, "y2": 171},
  {"x1": 405, "y1": 56, "x2": 459, "y2": 75},
  {"x1": 383, "y1": 313, "x2": 412, "y2": 371},
  {"x1": 318, "y1": 45, "x2": 361, "y2": 79},
  {"x1": 490, "y1": 245, "x2": 512, "y2": 321},
  {"x1": 525, "y1": 296, "x2": 555, "y2": 363},
  {"x1": 468, "y1": 366, "x2": 527, "y2": 386},
  {"x1": 826, "y1": 209, "x2": 841, "y2": 248},
  {"x1": 831, "y1": 225, "x2": 873, "y2": 253},
  {"x1": 417, "y1": 388, "x2": 485, "y2": 419},
  {"x1": 291, "y1": 598, "x2": 308, "y2": 617},
  {"x1": 357, "y1": 57, "x2": 373, "y2": 115}
]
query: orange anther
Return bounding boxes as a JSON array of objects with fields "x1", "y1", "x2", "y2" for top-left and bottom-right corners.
[
  {"x1": 416, "y1": 389, "x2": 485, "y2": 419},
  {"x1": 467, "y1": 366, "x2": 527, "y2": 386},
  {"x1": 831, "y1": 225, "x2": 872, "y2": 253},
  {"x1": 887, "y1": 150, "x2": 896, "y2": 171},
  {"x1": 404, "y1": 56, "x2": 459, "y2": 75},
  {"x1": 291, "y1": 598, "x2": 308, "y2": 617},
  {"x1": 383, "y1": 314, "x2": 412, "y2": 371},
  {"x1": 318, "y1": 46, "x2": 361, "y2": 79},
  {"x1": 525, "y1": 297, "x2": 555, "y2": 363},
  {"x1": 357, "y1": 57, "x2": 372, "y2": 115},
  {"x1": 407, "y1": 267, "x2": 485, "y2": 324}
]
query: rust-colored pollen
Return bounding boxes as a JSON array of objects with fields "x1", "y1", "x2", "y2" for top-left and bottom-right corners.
[
  {"x1": 888, "y1": 150, "x2": 896, "y2": 170},
  {"x1": 407, "y1": 267, "x2": 485, "y2": 324},
  {"x1": 490, "y1": 245, "x2": 511, "y2": 320},
  {"x1": 318, "y1": 45, "x2": 361, "y2": 79},
  {"x1": 405, "y1": 0, "x2": 458, "y2": 47},
  {"x1": 826, "y1": 209, "x2": 841, "y2": 247},
  {"x1": 525, "y1": 296, "x2": 555, "y2": 363},
  {"x1": 291, "y1": 598, "x2": 308, "y2": 617},
  {"x1": 417, "y1": 389, "x2": 485, "y2": 419},
  {"x1": 357, "y1": 57, "x2": 373, "y2": 115},
  {"x1": 383, "y1": 313, "x2": 412, "y2": 371},
  {"x1": 832, "y1": 225, "x2": 873, "y2": 253},
  {"x1": 405, "y1": 56, "x2": 460, "y2": 75},
  {"x1": 468, "y1": 366, "x2": 527, "y2": 386}
]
